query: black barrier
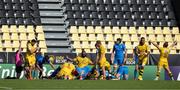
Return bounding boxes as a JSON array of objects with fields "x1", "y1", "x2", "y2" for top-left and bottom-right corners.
[
  {"x1": 2, "y1": 52, "x2": 180, "y2": 66},
  {"x1": 0, "y1": 52, "x2": 7, "y2": 63}
]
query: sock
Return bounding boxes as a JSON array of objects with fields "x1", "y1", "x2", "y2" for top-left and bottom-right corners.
[
  {"x1": 138, "y1": 66, "x2": 144, "y2": 78},
  {"x1": 168, "y1": 72, "x2": 173, "y2": 79},
  {"x1": 156, "y1": 71, "x2": 160, "y2": 78},
  {"x1": 134, "y1": 69, "x2": 137, "y2": 79}
]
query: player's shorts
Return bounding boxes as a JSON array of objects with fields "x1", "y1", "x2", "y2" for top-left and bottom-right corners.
[
  {"x1": 50, "y1": 66, "x2": 61, "y2": 77},
  {"x1": 15, "y1": 65, "x2": 23, "y2": 73},
  {"x1": 117, "y1": 66, "x2": 128, "y2": 75},
  {"x1": 26, "y1": 55, "x2": 36, "y2": 67},
  {"x1": 158, "y1": 61, "x2": 169, "y2": 70},
  {"x1": 138, "y1": 57, "x2": 148, "y2": 66},
  {"x1": 114, "y1": 58, "x2": 124, "y2": 65},
  {"x1": 99, "y1": 58, "x2": 107, "y2": 68},
  {"x1": 134, "y1": 56, "x2": 139, "y2": 65}
]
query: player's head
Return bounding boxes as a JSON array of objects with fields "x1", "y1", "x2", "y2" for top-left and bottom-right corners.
[
  {"x1": 31, "y1": 39, "x2": 37, "y2": 45},
  {"x1": 163, "y1": 42, "x2": 168, "y2": 48},
  {"x1": 140, "y1": 37, "x2": 145, "y2": 45},
  {"x1": 44, "y1": 55, "x2": 50, "y2": 61},
  {"x1": 15, "y1": 48, "x2": 23, "y2": 54},
  {"x1": 116, "y1": 38, "x2": 122, "y2": 44},
  {"x1": 95, "y1": 40, "x2": 101, "y2": 49},
  {"x1": 81, "y1": 49, "x2": 87, "y2": 58}
]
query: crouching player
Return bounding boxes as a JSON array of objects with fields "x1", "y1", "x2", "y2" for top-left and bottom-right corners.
[
  {"x1": 115, "y1": 64, "x2": 129, "y2": 80},
  {"x1": 66, "y1": 50, "x2": 93, "y2": 80},
  {"x1": 36, "y1": 49, "x2": 56, "y2": 79},
  {"x1": 56, "y1": 60, "x2": 76, "y2": 80}
]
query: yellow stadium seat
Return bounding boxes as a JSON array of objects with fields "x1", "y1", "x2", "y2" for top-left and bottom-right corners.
[
  {"x1": 75, "y1": 49, "x2": 82, "y2": 53},
  {"x1": 69, "y1": 26, "x2": 78, "y2": 33},
  {"x1": 2, "y1": 33, "x2": 10, "y2": 40},
  {"x1": 82, "y1": 41, "x2": 90, "y2": 48},
  {"x1": 131, "y1": 34, "x2": 139, "y2": 42},
  {"x1": 146, "y1": 27, "x2": 154, "y2": 34},
  {"x1": 10, "y1": 25, "x2": 17, "y2": 33},
  {"x1": 12, "y1": 41, "x2": 19, "y2": 48},
  {"x1": 107, "y1": 41, "x2": 114, "y2": 49},
  {"x1": 101, "y1": 41, "x2": 106, "y2": 46},
  {"x1": 122, "y1": 34, "x2": 130, "y2": 41},
  {"x1": 4, "y1": 41, "x2": 11, "y2": 48},
  {"x1": 129, "y1": 27, "x2": 136, "y2": 34},
  {"x1": 105, "y1": 34, "x2": 113, "y2": 41},
  {"x1": 87, "y1": 26, "x2": 95, "y2": 33},
  {"x1": 11, "y1": 33, "x2": 19, "y2": 40},
  {"x1": 112, "y1": 27, "x2": 120, "y2": 34},
  {"x1": 151, "y1": 44, "x2": 158, "y2": 50},
  {"x1": 79, "y1": 34, "x2": 88, "y2": 41},
  {"x1": 137, "y1": 27, "x2": 146, "y2": 34},
  {"x1": 176, "y1": 43, "x2": 180, "y2": 50},
  {"x1": 36, "y1": 26, "x2": 44, "y2": 33},
  {"x1": 19, "y1": 33, "x2": 27, "y2": 40},
  {"x1": 90, "y1": 41, "x2": 96, "y2": 49},
  {"x1": 37, "y1": 33, "x2": 45, "y2": 40},
  {"x1": 156, "y1": 35, "x2": 164, "y2": 42},
  {"x1": 92, "y1": 49, "x2": 97, "y2": 53},
  {"x1": 154, "y1": 27, "x2": 162, "y2": 34},
  {"x1": 27, "y1": 33, "x2": 35, "y2": 40},
  {"x1": 170, "y1": 50, "x2": 176, "y2": 54},
  {"x1": 21, "y1": 41, "x2": 27, "y2": 48},
  {"x1": 163, "y1": 27, "x2": 171, "y2": 34},
  {"x1": 120, "y1": 27, "x2": 128, "y2": 34},
  {"x1": 88, "y1": 34, "x2": 96, "y2": 41},
  {"x1": 27, "y1": 25, "x2": 34, "y2": 33},
  {"x1": 125, "y1": 42, "x2": 132, "y2": 49},
  {"x1": 127, "y1": 49, "x2": 133, "y2": 54},
  {"x1": 165, "y1": 35, "x2": 173, "y2": 42},
  {"x1": 84, "y1": 49, "x2": 91, "y2": 53},
  {"x1": 104, "y1": 26, "x2": 112, "y2": 34},
  {"x1": 148, "y1": 35, "x2": 156, "y2": 41},
  {"x1": 114, "y1": 34, "x2": 121, "y2": 41},
  {"x1": 78, "y1": 26, "x2": 86, "y2": 33},
  {"x1": 71, "y1": 34, "x2": 79, "y2": 41},
  {"x1": 39, "y1": 41, "x2": 47, "y2": 48},
  {"x1": 18, "y1": 25, "x2": 26, "y2": 33},
  {"x1": 73, "y1": 41, "x2": 81, "y2": 48},
  {"x1": 2, "y1": 25, "x2": 9, "y2": 32},
  {"x1": 172, "y1": 27, "x2": 179, "y2": 34},
  {"x1": 174, "y1": 35, "x2": 180, "y2": 41},
  {"x1": 41, "y1": 48, "x2": 47, "y2": 53},
  {"x1": 133, "y1": 42, "x2": 139, "y2": 46},
  {"x1": 95, "y1": 26, "x2": 103, "y2": 34},
  {"x1": 153, "y1": 50, "x2": 159, "y2": 54},
  {"x1": 6, "y1": 48, "x2": 13, "y2": 52},
  {"x1": 96, "y1": 34, "x2": 104, "y2": 41}
]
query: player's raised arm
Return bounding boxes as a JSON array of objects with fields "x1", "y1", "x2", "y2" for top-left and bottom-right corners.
[
  {"x1": 18, "y1": 40, "x2": 22, "y2": 53},
  {"x1": 149, "y1": 40, "x2": 160, "y2": 51},
  {"x1": 169, "y1": 41, "x2": 177, "y2": 50}
]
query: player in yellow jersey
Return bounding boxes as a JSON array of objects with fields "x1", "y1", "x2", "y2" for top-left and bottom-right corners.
[
  {"x1": 66, "y1": 50, "x2": 93, "y2": 80},
  {"x1": 95, "y1": 41, "x2": 111, "y2": 80},
  {"x1": 136, "y1": 37, "x2": 150, "y2": 80},
  {"x1": 56, "y1": 61, "x2": 75, "y2": 80},
  {"x1": 25, "y1": 39, "x2": 38, "y2": 80},
  {"x1": 150, "y1": 41, "x2": 177, "y2": 80}
]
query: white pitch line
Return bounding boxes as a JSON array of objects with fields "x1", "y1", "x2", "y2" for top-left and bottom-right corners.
[{"x1": 0, "y1": 87, "x2": 12, "y2": 90}]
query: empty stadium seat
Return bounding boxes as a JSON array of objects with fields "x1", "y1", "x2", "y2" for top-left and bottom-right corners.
[
  {"x1": 163, "y1": 27, "x2": 171, "y2": 34},
  {"x1": 36, "y1": 26, "x2": 44, "y2": 33},
  {"x1": 39, "y1": 41, "x2": 47, "y2": 48},
  {"x1": 104, "y1": 26, "x2": 112, "y2": 34},
  {"x1": 11, "y1": 33, "x2": 19, "y2": 40},
  {"x1": 86, "y1": 26, "x2": 95, "y2": 33},
  {"x1": 96, "y1": 34, "x2": 104, "y2": 41},
  {"x1": 88, "y1": 34, "x2": 96, "y2": 41},
  {"x1": 105, "y1": 34, "x2": 113, "y2": 41},
  {"x1": 121, "y1": 27, "x2": 128, "y2": 34},
  {"x1": 122, "y1": 34, "x2": 131, "y2": 41},
  {"x1": 129, "y1": 27, "x2": 137, "y2": 34},
  {"x1": 28, "y1": 33, "x2": 35, "y2": 40},
  {"x1": 82, "y1": 41, "x2": 90, "y2": 49},
  {"x1": 172, "y1": 27, "x2": 179, "y2": 34},
  {"x1": 2, "y1": 25, "x2": 9, "y2": 32},
  {"x1": 37, "y1": 33, "x2": 45, "y2": 40},
  {"x1": 19, "y1": 33, "x2": 27, "y2": 40},
  {"x1": 18, "y1": 25, "x2": 26, "y2": 33},
  {"x1": 95, "y1": 26, "x2": 103, "y2": 34},
  {"x1": 71, "y1": 34, "x2": 79, "y2": 41},
  {"x1": 165, "y1": 35, "x2": 173, "y2": 42},
  {"x1": 73, "y1": 41, "x2": 81, "y2": 48},
  {"x1": 27, "y1": 26, "x2": 34, "y2": 33},
  {"x1": 156, "y1": 35, "x2": 164, "y2": 42},
  {"x1": 10, "y1": 25, "x2": 17, "y2": 33},
  {"x1": 79, "y1": 34, "x2": 88, "y2": 41},
  {"x1": 70, "y1": 26, "x2": 78, "y2": 33},
  {"x1": 154, "y1": 27, "x2": 163, "y2": 34},
  {"x1": 146, "y1": 27, "x2": 154, "y2": 34},
  {"x1": 78, "y1": 26, "x2": 86, "y2": 33},
  {"x1": 112, "y1": 27, "x2": 120, "y2": 34}
]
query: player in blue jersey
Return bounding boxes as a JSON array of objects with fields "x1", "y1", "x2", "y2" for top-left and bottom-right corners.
[
  {"x1": 133, "y1": 46, "x2": 139, "y2": 80},
  {"x1": 115, "y1": 65, "x2": 129, "y2": 80},
  {"x1": 36, "y1": 49, "x2": 55, "y2": 79},
  {"x1": 111, "y1": 38, "x2": 127, "y2": 74}
]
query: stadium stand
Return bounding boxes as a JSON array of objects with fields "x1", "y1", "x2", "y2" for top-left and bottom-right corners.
[{"x1": 63, "y1": 0, "x2": 180, "y2": 54}]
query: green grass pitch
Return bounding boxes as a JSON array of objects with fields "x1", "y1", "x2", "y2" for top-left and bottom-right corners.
[{"x1": 0, "y1": 80, "x2": 180, "y2": 90}]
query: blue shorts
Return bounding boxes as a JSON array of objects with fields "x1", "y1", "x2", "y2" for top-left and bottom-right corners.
[
  {"x1": 114, "y1": 58, "x2": 124, "y2": 65},
  {"x1": 76, "y1": 65, "x2": 92, "y2": 78},
  {"x1": 50, "y1": 66, "x2": 61, "y2": 77},
  {"x1": 117, "y1": 66, "x2": 128, "y2": 75},
  {"x1": 134, "y1": 56, "x2": 139, "y2": 65}
]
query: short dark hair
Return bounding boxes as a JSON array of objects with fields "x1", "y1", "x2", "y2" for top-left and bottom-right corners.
[
  {"x1": 141, "y1": 37, "x2": 145, "y2": 40},
  {"x1": 31, "y1": 39, "x2": 36, "y2": 43},
  {"x1": 117, "y1": 38, "x2": 122, "y2": 42},
  {"x1": 96, "y1": 40, "x2": 101, "y2": 45}
]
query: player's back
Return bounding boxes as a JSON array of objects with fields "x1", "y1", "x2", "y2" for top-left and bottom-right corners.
[{"x1": 75, "y1": 56, "x2": 92, "y2": 68}]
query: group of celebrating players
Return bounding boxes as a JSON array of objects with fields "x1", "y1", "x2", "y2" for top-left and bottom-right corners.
[{"x1": 14, "y1": 37, "x2": 177, "y2": 80}]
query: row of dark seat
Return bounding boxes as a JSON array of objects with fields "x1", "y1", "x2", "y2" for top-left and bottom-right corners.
[
  {"x1": 67, "y1": 11, "x2": 175, "y2": 20},
  {"x1": 65, "y1": 4, "x2": 171, "y2": 12},
  {"x1": 0, "y1": 3, "x2": 38, "y2": 10},
  {"x1": 64, "y1": 0, "x2": 169, "y2": 5},
  {"x1": 0, "y1": 17, "x2": 41, "y2": 25},
  {"x1": 68, "y1": 19, "x2": 177, "y2": 26},
  {"x1": 0, "y1": 0, "x2": 38, "y2": 4}
]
